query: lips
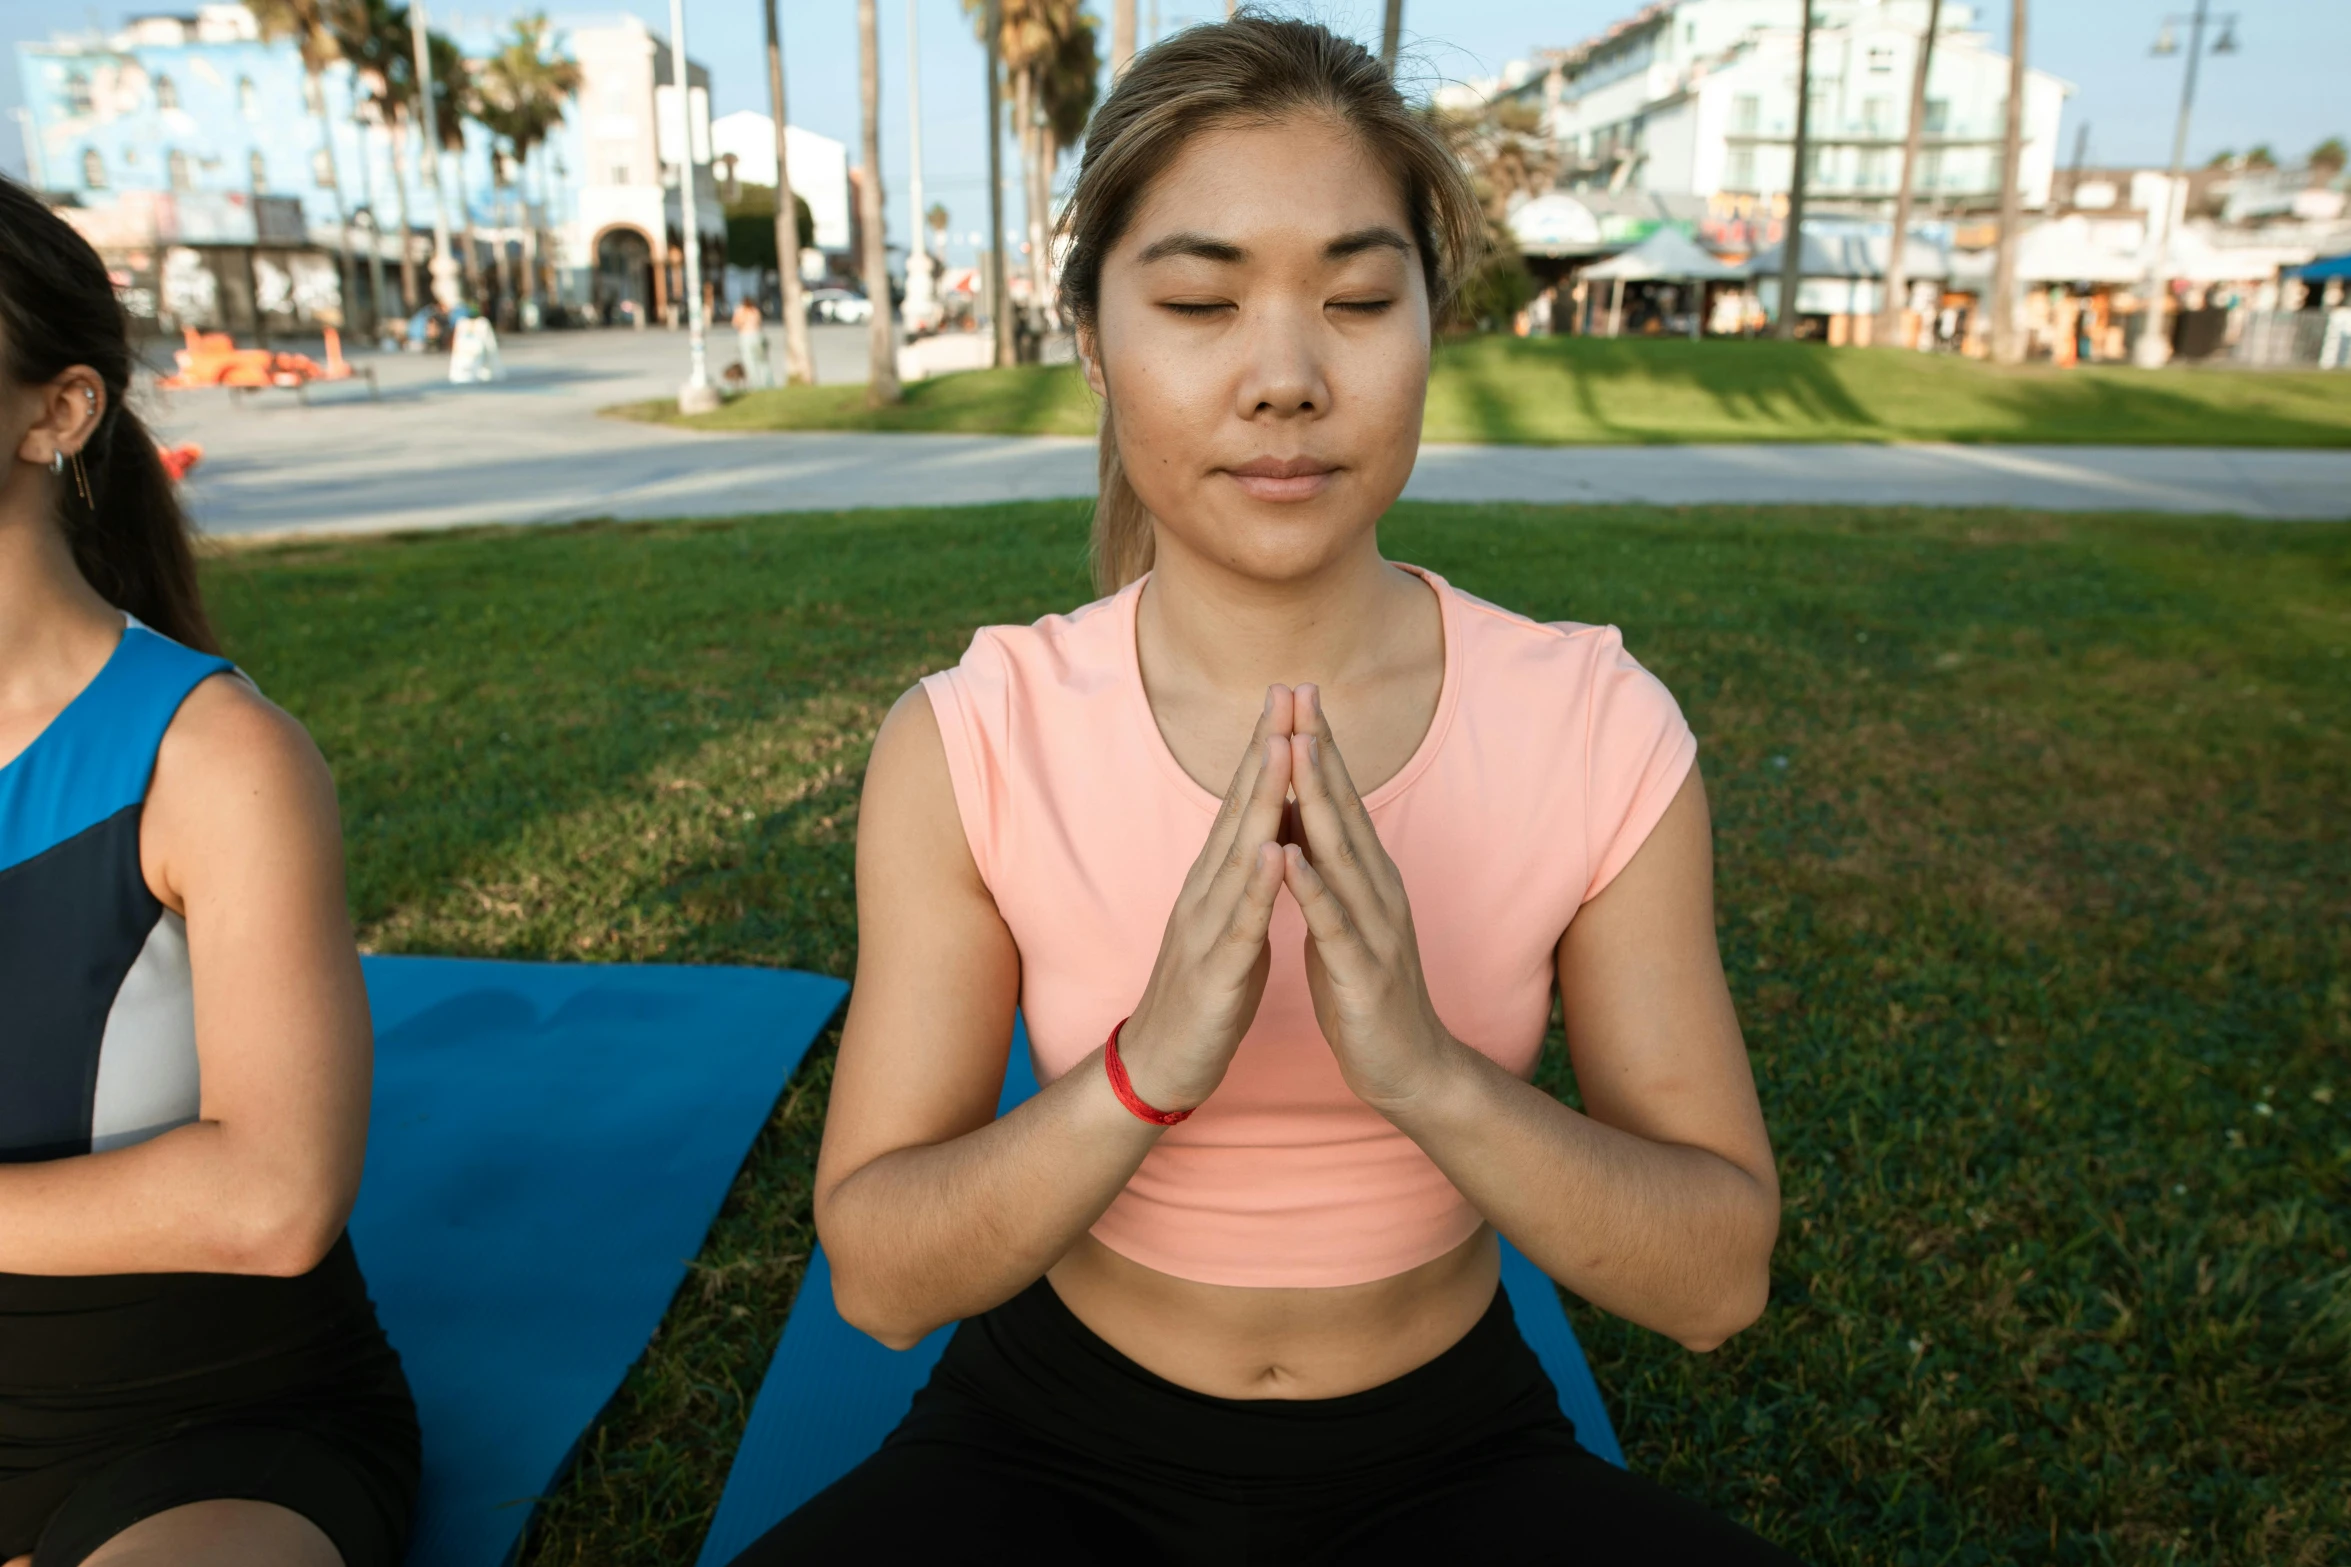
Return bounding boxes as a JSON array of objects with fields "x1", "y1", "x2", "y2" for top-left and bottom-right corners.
[{"x1": 1222, "y1": 455, "x2": 1339, "y2": 501}]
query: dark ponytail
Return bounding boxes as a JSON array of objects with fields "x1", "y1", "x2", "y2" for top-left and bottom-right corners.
[{"x1": 0, "y1": 175, "x2": 218, "y2": 654}]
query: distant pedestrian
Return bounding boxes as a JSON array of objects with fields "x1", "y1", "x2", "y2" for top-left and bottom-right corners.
[{"x1": 732, "y1": 298, "x2": 775, "y2": 390}]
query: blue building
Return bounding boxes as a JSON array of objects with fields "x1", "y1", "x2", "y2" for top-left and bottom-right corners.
[{"x1": 14, "y1": 4, "x2": 724, "y2": 333}]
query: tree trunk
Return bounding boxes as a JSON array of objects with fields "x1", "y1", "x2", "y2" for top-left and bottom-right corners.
[
  {"x1": 1380, "y1": 0, "x2": 1403, "y2": 75},
  {"x1": 1989, "y1": 0, "x2": 2028, "y2": 363},
  {"x1": 306, "y1": 64, "x2": 361, "y2": 336},
  {"x1": 1038, "y1": 124, "x2": 1060, "y2": 328},
  {"x1": 1876, "y1": 0, "x2": 1941, "y2": 350},
  {"x1": 985, "y1": 3, "x2": 1011, "y2": 367},
  {"x1": 1024, "y1": 75, "x2": 1051, "y2": 336},
  {"x1": 856, "y1": 0, "x2": 901, "y2": 404},
  {"x1": 491, "y1": 175, "x2": 516, "y2": 327},
  {"x1": 1111, "y1": 0, "x2": 1134, "y2": 74},
  {"x1": 1774, "y1": 0, "x2": 1816, "y2": 341},
  {"x1": 389, "y1": 109, "x2": 420, "y2": 312},
  {"x1": 764, "y1": 0, "x2": 816, "y2": 383}
]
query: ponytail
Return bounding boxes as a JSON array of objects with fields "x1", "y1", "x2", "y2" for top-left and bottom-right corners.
[
  {"x1": 1091, "y1": 403, "x2": 1156, "y2": 595},
  {"x1": 0, "y1": 176, "x2": 218, "y2": 654},
  {"x1": 60, "y1": 403, "x2": 218, "y2": 654}
]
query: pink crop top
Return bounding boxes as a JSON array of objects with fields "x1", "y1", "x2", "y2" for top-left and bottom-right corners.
[{"x1": 920, "y1": 565, "x2": 1697, "y2": 1289}]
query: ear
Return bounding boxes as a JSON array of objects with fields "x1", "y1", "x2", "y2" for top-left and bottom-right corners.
[
  {"x1": 15, "y1": 366, "x2": 106, "y2": 466},
  {"x1": 1077, "y1": 324, "x2": 1106, "y2": 399}
]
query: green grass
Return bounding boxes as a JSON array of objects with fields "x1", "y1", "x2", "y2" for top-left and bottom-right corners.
[
  {"x1": 201, "y1": 501, "x2": 2350, "y2": 1567},
  {"x1": 607, "y1": 334, "x2": 2351, "y2": 448}
]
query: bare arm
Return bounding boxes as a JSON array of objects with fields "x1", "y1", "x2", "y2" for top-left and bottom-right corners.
[
  {"x1": 0, "y1": 676, "x2": 375, "y2": 1277},
  {"x1": 816, "y1": 684, "x2": 1294, "y2": 1348},
  {"x1": 1281, "y1": 691, "x2": 1778, "y2": 1352}
]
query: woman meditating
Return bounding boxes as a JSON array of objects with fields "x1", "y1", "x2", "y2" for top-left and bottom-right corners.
[
  {"x1": 739, "y1": 18, "x2": 1799, "y2": 1563},
  {"x1": 0, "y1": 180, "x2": 417, "y2": 1567}
]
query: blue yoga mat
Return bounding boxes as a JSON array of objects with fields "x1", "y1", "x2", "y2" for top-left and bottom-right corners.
[
  {"x1": 694, "y1": 1027, "x2": 1622, "y2": 1566},
  {"x1": 350, "y1": 956, "x2": 847, "y2": 1567}
]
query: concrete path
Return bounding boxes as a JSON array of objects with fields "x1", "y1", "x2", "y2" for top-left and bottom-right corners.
[{"x1": 151, "y1": 330, "x2": 2351, "y2": 539}]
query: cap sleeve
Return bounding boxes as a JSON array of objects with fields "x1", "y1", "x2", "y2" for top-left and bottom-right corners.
[
  {"x1": 919, "y1": 630, "x2": 1012, "y2": 896},
  {"x1": 1581, "y1": 627, "x2": 1697, "y2": 903}
]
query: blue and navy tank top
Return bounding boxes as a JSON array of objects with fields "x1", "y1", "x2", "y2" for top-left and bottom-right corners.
[
  {"x1": 0, "y1": 619, "x2": 409, "y2": 1448},
  {"x1": 0, "y1": 621, "x2": 230, "y2": 1165}
]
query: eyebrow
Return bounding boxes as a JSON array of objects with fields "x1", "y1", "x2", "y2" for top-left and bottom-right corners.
[{"x1": 1133, "y1": 226, "x2": 1415, "y2": 266}]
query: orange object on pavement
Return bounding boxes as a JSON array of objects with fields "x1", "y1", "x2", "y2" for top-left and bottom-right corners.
[
  {"x1": 156, "y1": 442, "x2": 204, "y2": 482},
  {"x1": 157, "y1": 325, "x2": 326, "y2": 391}
]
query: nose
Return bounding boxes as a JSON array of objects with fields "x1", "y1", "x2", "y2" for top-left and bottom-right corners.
[{"x1": 1232, "y1": 303, "x2": 1330, "y2": 422}]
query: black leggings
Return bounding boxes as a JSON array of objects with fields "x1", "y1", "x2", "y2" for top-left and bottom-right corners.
[{"x1": 734, "y1": 1275, "x2": 1806, "y2": 1566}]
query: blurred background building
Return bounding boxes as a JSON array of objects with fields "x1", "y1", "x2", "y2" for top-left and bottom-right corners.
[{"x1": 11, "y1": 3, "x2": 857, "y2": 337}]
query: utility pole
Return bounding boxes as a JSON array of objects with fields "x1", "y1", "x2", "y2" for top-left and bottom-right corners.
[
  {"x1": 1988, "y1": 0, "x2": 2027, "y2": 364},
  {"x1": 1112, "y1": 0, "x2": 1134, "y2": 74},
  {"x1": 856, "y1": 0, "x2": 902, "y2": 404},
  {"x1": 985, "y1": 0, "x2": 1012, "y2": 368},
  {"x1": 670, "y1": 0, "x2": 718, "y2": 411},
  {"x1": 762, "y1": 0, "x2": 815, "y2": 383},
  {"x1": 2135, "y1": 0, "x2": 2235, "y2": 367},
  {"x1": 408, "y1": 0, "x2": 458, "y2": 309},
  {"x1": 1875, "y1": 0, "x2": 1941, "y2": 350},
  {"x1": 1774, "y1": 0, "x2": 1816, "y2": 340},
  {"x1": 1380, "y1": 0, "x2": 1403, "y2": 74}
]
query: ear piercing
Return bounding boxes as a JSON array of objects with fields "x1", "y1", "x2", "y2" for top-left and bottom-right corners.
[{"x1": 49, "y1": 448, "x2": 92, "y2": 505}]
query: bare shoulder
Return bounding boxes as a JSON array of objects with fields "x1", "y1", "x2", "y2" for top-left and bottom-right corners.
[
  {"x1": 860, "y1": 683, "x2": 967, "y2": 867},
  {"x1": 152, "y1": 673, "x2": 336, "y2": 808},
  {"x1": 143, "y1": 674, "x2": 342, "y2": 909}
]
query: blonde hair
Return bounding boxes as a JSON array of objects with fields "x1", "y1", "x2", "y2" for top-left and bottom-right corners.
[{"x1": 1056, "y1": 13, "x2": 1483, "y2": 595}]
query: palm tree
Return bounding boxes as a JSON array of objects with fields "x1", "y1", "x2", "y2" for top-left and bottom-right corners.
[
  {"x1": 475, "y1": 14, "x2": 581, "y2": 325},
  {"x1": 1989, "y1": 0, "x2": 2027, "y2": 363},
  {"x1": 856, "y1": 0, "x2": 901, "y2": 405},
  {"x1": 965, "y1": 0, "x2": 1098, "y2": 341},
  {"x1": 249, "y1": 0, "x2": 360, "y2": 329},
  {"x1": 1034, "y1": 9, "x2": 1100, "y2": 326},
  {"x1": 418, "y1": 28, "x2": 489, "y2": 308},
  {"x1": 1875, "y1": 0, "x2": 1942, "y2": 350},
  {"x1": 760, "y1": 0, "x2": 815, "y2": 382},
  {"x1": 329, "y1": 0, "x2": 422, "y2": 311}
]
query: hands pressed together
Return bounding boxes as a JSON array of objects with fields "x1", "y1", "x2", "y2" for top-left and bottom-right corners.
[{"x1": 1116, "y1": 683, "x2": 1462, "y2": 1123}]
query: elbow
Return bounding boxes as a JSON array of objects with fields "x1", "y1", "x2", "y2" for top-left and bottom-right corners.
[
  {"x1": 224, "y1": 1192, "x2": 349, "y2": 1279},
  {"x1": 828, "y1": 1258, "x2": 944, "y2": 1353},
  {"x1": 1675, "y1": 1268, "x2": 1772, "y2": 1354}
]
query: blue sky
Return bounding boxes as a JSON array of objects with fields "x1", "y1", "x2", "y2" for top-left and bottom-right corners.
[{"x1": 8, "y1": 0, "x2": 2346, "y2": 269}]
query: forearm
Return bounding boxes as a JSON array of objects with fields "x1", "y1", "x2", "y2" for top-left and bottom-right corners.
[
  {"x1": 0, "y1": 1122, "x2": 355, "y2": 1278},
  {"x1": 1385, "y1": 1043, "x2": 1779, "y2": 1352},
  {"x1": 821, "y1": 1045, "x2": 1163, "y2": 1348}
]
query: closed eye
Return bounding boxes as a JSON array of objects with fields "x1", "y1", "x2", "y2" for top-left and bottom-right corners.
[
  {"x1": 1330, "y1": 298, "x2": 1394, "y2": 315},
  {"x1": 1163, "y1": 301, "x2": 1233, "y2": 318}
]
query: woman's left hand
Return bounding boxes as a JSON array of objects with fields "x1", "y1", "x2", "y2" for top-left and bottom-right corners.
[{"x1": 1280, "y1": 685, "x2": 1462, "y2": 1116}]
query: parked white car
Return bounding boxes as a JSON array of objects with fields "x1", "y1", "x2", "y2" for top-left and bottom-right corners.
[{"x1": 806, "y1": 288, "x2": 874, "y2": 324}]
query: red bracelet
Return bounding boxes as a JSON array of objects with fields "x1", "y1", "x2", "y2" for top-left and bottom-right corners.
[{"x1": 1102, "y1": 1017, "x2": 1192, "y2": 1126}]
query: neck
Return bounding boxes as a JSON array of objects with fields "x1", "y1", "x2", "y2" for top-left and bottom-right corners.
[
  {"x1": 0, "y1": 466, "x2": 120, "y2": 716},
  {"x1": 1138, "y1": 530, "x2": 1422, "y2": 697}
]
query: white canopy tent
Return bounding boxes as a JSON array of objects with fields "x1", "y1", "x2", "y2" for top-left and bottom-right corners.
[
  {"x1": 1745, "y1": 228, "x2": 1952, "y2": 321},
  {"x1": 1577, "y1": 227, "x2": 1744, "y2": 337},
  {"x1": 1948, "y1": 216, "x2": 2145, "y2": 287}
]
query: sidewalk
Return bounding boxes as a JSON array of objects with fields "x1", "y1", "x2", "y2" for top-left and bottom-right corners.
[{"x1": 158, "y1": 334, "x2": 2351, "y2": 539}]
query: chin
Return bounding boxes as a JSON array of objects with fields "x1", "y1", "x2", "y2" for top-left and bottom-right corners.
[{"x1": 1195, "y1": 501, "x2": 1376, "y2": 584}]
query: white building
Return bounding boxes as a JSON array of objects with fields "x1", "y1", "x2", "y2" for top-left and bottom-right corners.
[
  {"x1": 553, "y1": 13, "x2": 725, "y2": 323},
  {"x1": 1497, "y1": 0, "x2": 2071, "y2": 225},
  {"x1": 709, "y1": 111, "x2": 851, "y2": 253}
]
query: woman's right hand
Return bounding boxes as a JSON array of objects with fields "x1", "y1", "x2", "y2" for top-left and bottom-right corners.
[{"x1": 1114, "y1": 687, "x2": 1296, "y2": 1113}]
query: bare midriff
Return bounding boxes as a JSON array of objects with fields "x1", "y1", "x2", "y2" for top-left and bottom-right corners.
[{"x1": 1045, "y1": 1224, "x2": 1500, "y2": 1400}]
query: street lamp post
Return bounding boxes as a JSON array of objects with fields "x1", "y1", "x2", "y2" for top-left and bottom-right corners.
[
  {"x1": 2134, "y1": 0, "x2": 2238, "y2": 367},
  {"x1": 669, "y1": 0, "x2": 719, "y2": 412}
]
